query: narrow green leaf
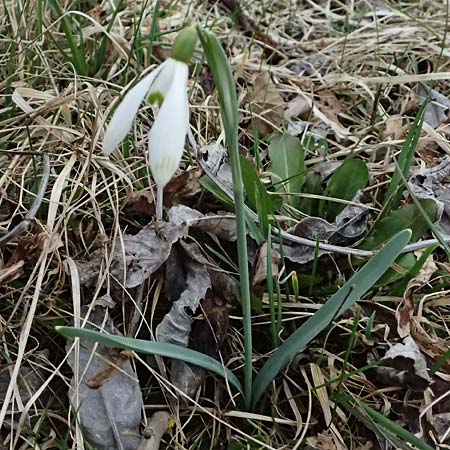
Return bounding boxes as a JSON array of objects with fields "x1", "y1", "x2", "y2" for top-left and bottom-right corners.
[
  {"x1": 385, "y1": 101, "x2": 427, "y2": 210},
  {"x1": 200, "y1": 175, "x2": 233, "y2": 205},
  {"x1": 360, "y1": 401, "x2": 434, "y2": 450},
  {"x1": 337, "y1": 394, "x2": 434, "y2": 450},
  {"x1": 56, "y1": 326, "x2": 243, "y2": 395},
  {"x1": 324, "y1": 158, "x2": 369, "y2": 221},
  {"x1": 198, "y1": 27, "x2": 253, "y2": 409},
  {"x1": 268, "y1": 133, "x2": 305, "y2": 209},
  {"x1": 251, "y1": 229, "x2": 411, "y2": 408}
]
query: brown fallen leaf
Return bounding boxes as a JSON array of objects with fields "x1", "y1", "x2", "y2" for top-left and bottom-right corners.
[
  {"x1": 248, "y1": 72, "x2": 284, "y2": 136},
  {"x1": 381, "y1": 115, "x2": 404, "y2": 140},
  {"x1": 124, "y1": 171, "x2": 202, "y2": 219},
  {"x1": 251, "y1": 241, "x2": 280, "y2": 287},
  {"x1": 396, "y1": 251, "x2": 436, "y2": 338}
]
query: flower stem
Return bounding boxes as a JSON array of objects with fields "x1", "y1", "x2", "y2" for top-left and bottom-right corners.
[{"x1": 156, "y1": 185, "x2": 164, "y2": 221}]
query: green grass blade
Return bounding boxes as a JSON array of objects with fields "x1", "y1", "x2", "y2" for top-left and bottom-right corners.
[
  {"x1": 251, "y1": 229, "x2": 411, "y2": 409},
  {"x1": 198, "y1": 27, "x2": 253, "y2": 409},
  {"x1": 48, "y1": 0, "x2": 87, "y2": 76},
  {"x1": 337, "y1": 394, "x2": 434, "y2": 450},
  {"x1": 55, "y1": 326, "x2": 243, "y2": 395},
  {"x1": 360, "y1": 400, "x2": 434, "y2": 450},
  {"x1": 384, "y1": 101, "x2": 427, "y2": 210}
]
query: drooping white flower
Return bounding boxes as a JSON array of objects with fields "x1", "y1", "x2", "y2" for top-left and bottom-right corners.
[{"x1": 102, "y1": 26, "x2": 197, "y2": 219}]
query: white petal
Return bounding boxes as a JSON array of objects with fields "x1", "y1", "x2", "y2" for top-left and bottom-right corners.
[
  {"x1": 147, "y1": 58, "x2": 177, "y2": 99},
  {"x1": 148, "y1": 61, "x2": 189, "y2": 188},
  {"x1": 102, "y1": 64, "x2": 164, "y2": 155}
]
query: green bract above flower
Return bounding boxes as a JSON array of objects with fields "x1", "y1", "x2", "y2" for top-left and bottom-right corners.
[{"x1": 103, "y1": 57, "x2": 189, "y2": 191}]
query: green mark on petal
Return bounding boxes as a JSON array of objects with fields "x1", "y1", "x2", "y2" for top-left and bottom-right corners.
[
  {"x1": 148, "y1": 91, "x2": 164, "y2": 107},
  {"x1": 171, "y1": 25, "x2": 198, "y2": 64}
]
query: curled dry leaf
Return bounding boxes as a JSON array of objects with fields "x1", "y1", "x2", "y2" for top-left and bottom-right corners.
[
  {"x1": 169, "y1": 205, "x2": 237, "y2": 241},
  {"x1": 67, "y1": 306, "x2": 142, "y2": 450},
  {"x1": 378, "y1": 335, "x2": 430, "y2": 392},
  {"x1": 251, "y1": 241, "x2": 280, "y2": 287},
  {"x1": 408, "y1": 156, "x2": 450, "y2": 237},
  {"x1": 396, "y1": 251, "x2": 436, "y2": 338},
  {"x1": 156, "y1": 260, "x2": 211, "y2": 397}
]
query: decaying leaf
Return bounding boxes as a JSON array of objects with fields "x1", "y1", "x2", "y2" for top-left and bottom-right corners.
[
  {"x1": 408, "y1": 156, "x2": 450, "y2": 237},
  {"x1": 249, "y1": 72, "x2": 285, "y2": 135},
  {"x1": 156, "y1": 260, "x2": 211, "y2": 397},
  {"x1": 171, "y1": 293, "x2": 230, "y2": 399},
  {"x1": 251, "y1": 241, "x2": 280, "y2": 287},
  {"x1": 305, "y1": 431, "x2": 346, "y2": 450},
  {"x1": 284, "y1": 96, "x2": 311, "y2": 121},
  {"x1": 377, "y1": 335, "x2": 430, "y2": 392},
  {"x1": 76, "y1": 219, "x2": 186, "y2": 289},
  {"x1": 396, "y1": 251, "x2": 436, "y2": 338},
  {"x1": 418, "y1": 82, "x2": 450, "y2": 128},
  {"x1": 283, "y1": 191, "x2": 370, "y2": 264},
  {"x1": 0, "y1": 350, "x2": 50, "y2": 419},
  {"x1": 198, "y1": 143, "x2": 228, "y2": 175},
  {"x1": 67, "y1": 306, "x2": 142, "y2": 450},
  {"x1": 169, "y1": 205, "x2": 237, "y2": 241},
  {"x1": 381, "y1": 114, "x2": 404, "y2": 140},
  {"x1": 124, "y1": 172, "x2": 202, "y2": 219}
]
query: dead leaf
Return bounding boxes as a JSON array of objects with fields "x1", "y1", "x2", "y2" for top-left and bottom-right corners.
[
  {"x1": 124, "y1": 171, "x2": 202, "y2": 219},
  {"x1": 0, "y1": 350, "x2": 50, "y2": 416},
  {"x1": 76, "y1": 219, "x2": 186, "y2": 289},
  {"x1": 249, "y1": 72, "x2": 284, "y2": 135},
  {"x1": 306, "y1": 431, "x2": 347, "y2": 450},
  {"x1": 0, "y1": 260, "x2": 24, "y2": 285},
  {"x1": 283, "y1": 191, "x2": 370, "y2": 264},
  {"x1": 378, "y1": 335, "x2": 430, "y2": 391},
  {"x1": 315, "y1": 90, "x2": 344, "y2": 126},
  {"x1": 396, "y1": 287, "x2": 414, "y2": 338},
  {"x1": 251, "y1": 241, "x2": 280, "y2": 287},
  {"x1": 67, "y1": 306, "x2": 142, "y2": 450},
  {"x1": 396, "y1": 251, "x2": 436, "y2": 338},
  {"x1": 7, "y1": 231, "x2": 62, "y2": 268},
  {"x1": 408, "y1": 156, "x2": 450, "y2": 237},
  {"x1": 169, "y1": 205, "x2": 236, "y2": 241},
  {"x1": 284, "y1": 96, "x2": 311, "y2": 121},
  {"x1": 418, "y1": 82, "x2": 450, "y2": 128},
  {"x1": 156, "y1": 260, "x2": 211, "y2": 397},
  {"x1": 172, "y1": 293, "x2": 230, "y2": 398},
  {"x1": 381, "y1": 115, "x2": 404, "y2": 140}
]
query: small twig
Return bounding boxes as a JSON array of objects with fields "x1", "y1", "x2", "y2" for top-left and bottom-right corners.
[
  {"x1": 0, "y1": 152, "x2": 50, "y2": 246},
  {"x1": 137, "y1": 412, "x2": 170, "y2": 450}
]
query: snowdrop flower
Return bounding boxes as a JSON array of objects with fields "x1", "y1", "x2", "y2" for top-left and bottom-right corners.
[{"x1": 103, "y1": 26, "x2": 197, "y2": 219}]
